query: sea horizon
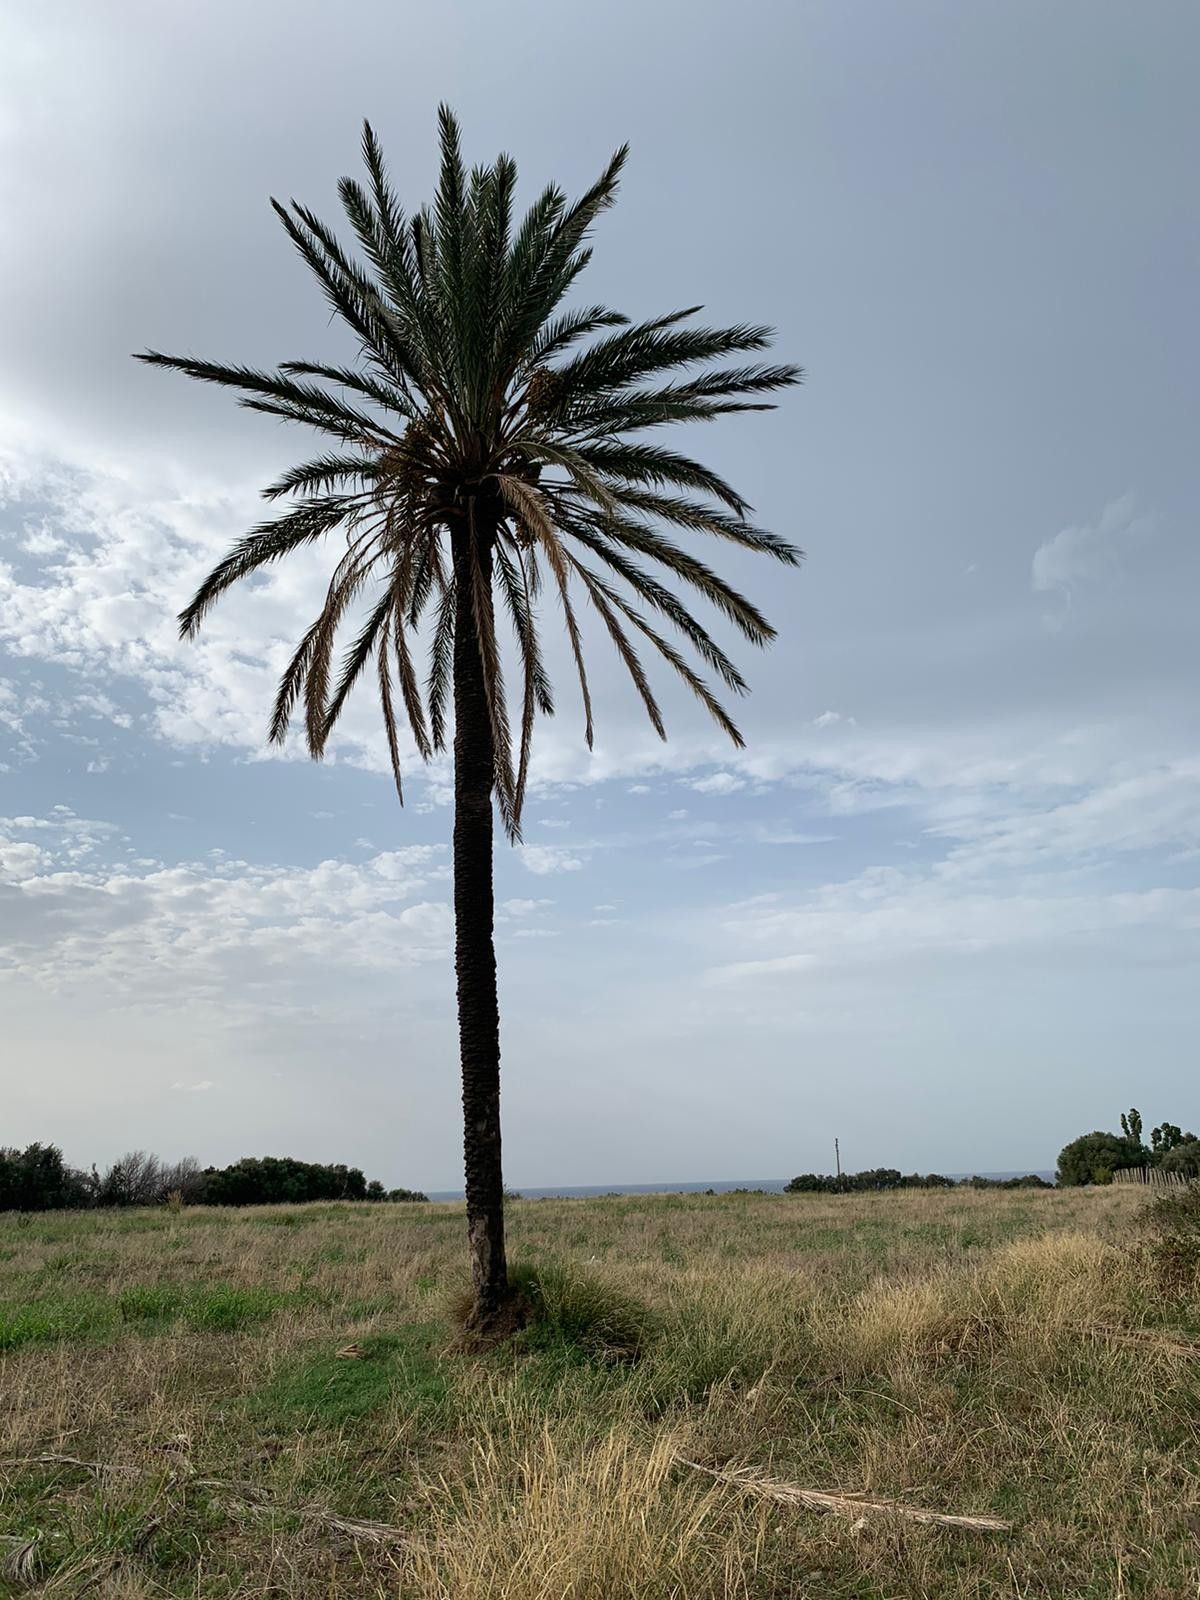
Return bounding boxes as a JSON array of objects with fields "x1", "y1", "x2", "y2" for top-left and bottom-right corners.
[{"x1": 425, "y1": 1170, "x2": 1057, "y2": 1202}]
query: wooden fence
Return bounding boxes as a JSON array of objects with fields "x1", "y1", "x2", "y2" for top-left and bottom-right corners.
[{"x1": 1112, "y1": 1166, "x2": 1194, "y2": 1190}]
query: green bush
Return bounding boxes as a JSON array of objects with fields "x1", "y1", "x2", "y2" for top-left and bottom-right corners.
[
  {"x1": 505, "y1": 1263, "x2": 656, "y2": 1362},
  {"x1": 1056, "y1": 1131, "x2": 1143, "y2": 1186}
]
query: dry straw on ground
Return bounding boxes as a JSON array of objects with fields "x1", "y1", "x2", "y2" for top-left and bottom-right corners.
[{"x1": 676, "y1": 1456, "x2": 1012, "y2": 1532}]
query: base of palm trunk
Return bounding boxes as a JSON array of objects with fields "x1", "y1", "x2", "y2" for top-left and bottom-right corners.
[{"x1": 450, "y1": 1284, "x2": 530, "y2": 1351}]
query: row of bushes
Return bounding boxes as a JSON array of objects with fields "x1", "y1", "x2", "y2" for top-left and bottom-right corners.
[
  {"x1": 784, "y1": 1167, "x2": 1051, "y2": 1194},
  {"x1": 0, "y1": 1144, "x2": 427, "y2": 1212}
]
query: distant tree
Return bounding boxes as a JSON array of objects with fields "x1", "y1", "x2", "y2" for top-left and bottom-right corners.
[
  {"x1": 1150, "y1": 1122, "x2": 1195, "y2": 1156},
  {"x1": 1056, "y1": 1130, "x2": 1143, "y2": 1186},
  {"x1": 0, "y1": 1144, "x2": 406, "y2": 1210},
  {"x1": 786, "y1": 1168, "x2": 956, "y2": 1195},
  {"x1": 97, "y1": 1150, "x2": 170, "y2": 1207},
  {"x1": 0, "y1": 1144, "x2": 92, "y2": 1211},
  {"x1": 200, "y1": 1155, "x2": 380, "y2": 1206},
  {"x1": 1120, "y1": 1108, "x2": 1145, "y2": 1149},
  {"x1": 161, "y1": 1156, "x2": 206, "y2": 1204},
  {"x1": 387, "y1": 1186, "x2": 430, "y2": 1203}
]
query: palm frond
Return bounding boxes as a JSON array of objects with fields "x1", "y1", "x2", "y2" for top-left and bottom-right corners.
[
  {"x1": 376, "y1": 609, "x2": 407, "y2": 803},
  {"x1": 572, "y1": 560, "x2": 745, "y2": 746},
  {"x1": 562, "y1": 441, "x2": 751, "y2": 515},
  {"x1": 594, "y1": 487, "x2": 803, "y2": 564},
  {"x1": 178, "y1": 498, "x2": 352, "y2": 638},
  {"x1": 427, "y1": 579, "x2": 457, "y2": 752},
  {"x1": 571, "y1": 563, "x2": 666, "y2": 739},
  {"x1": 269, "y1": 615, "x2": 324, "y2": 746},
  {"x1": 261, "y1": 453, "x2": 377, "y2": 502}
]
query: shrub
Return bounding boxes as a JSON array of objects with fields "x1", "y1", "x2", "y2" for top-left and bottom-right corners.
[
  {"x1": 200, "y1": 1156, "x2": 368, "y2": 1205},
  {"x1": 785, "y1": 1168, "x2": 956, "y2": 1194},
  {"x1": 1056, "y1": 1131, "x2": 1144, "y2": 1186},
  {"x1": 1140, "y1": 1181, "x2": 1200, "y2": 1297},
  {"x1": 1157, "y1": 1140, "x2": 1200, "y2": 1178},
  {"x1": 0, "y1": 1144, "x2": 93, "y2": 1211},
  {"x1": 451, "y1": 1264, "x2": 655, "y2": 1362}
]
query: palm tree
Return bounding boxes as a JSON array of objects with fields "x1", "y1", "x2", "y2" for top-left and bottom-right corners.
[{"x1": 137, "y1": 109, "x2": 801, "y2": 1336}]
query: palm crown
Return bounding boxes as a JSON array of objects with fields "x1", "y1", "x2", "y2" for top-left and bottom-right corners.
[{"x1": 138, "y1": 108, "x2": 801, "y2": 837}]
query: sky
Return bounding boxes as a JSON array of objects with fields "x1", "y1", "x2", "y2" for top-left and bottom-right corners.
[{"x1": 1, "y1": 0, "x2": 1197, "y2": 1189}]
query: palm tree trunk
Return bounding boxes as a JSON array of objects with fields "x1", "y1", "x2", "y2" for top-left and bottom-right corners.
[{"x1": 451, "y1": 514, "x2": 509, "y2": 1326}]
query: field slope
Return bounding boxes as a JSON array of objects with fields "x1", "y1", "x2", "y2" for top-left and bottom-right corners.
[{"x1": 2, "y1": 1186, "x2": 1197, "y2": 1598}]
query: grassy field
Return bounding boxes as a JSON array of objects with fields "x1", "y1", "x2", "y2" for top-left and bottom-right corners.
[{"x1": 1, "y1": 1185, "x2": 1198, "y2": 1598}]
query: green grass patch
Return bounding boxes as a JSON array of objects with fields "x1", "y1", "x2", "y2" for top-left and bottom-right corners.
[
  {"x1": 0, "y1": 1294, "x2": 114, "y2": 1350},
  {"x1": 0, "y1": 1283, "x2": 317, "y2": 1350},
  {"x1": 115, "y1": 1282, "x2": 310, "y2": 1332},
  {"x1": 255, "y1": 1325, "x2": 450, "y2": 1427}
]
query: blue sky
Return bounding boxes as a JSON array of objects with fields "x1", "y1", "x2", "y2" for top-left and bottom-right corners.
[{"x1": 1, "y1": 1, "x2": 1198, "y2": 1189}]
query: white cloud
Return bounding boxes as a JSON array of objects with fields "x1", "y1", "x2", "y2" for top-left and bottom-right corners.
[
  {"x1": 1031, "y1": 494, "x2": 1152, "y2": 602},
  {"x1": 751, "y1": 826, "x2": 838, "y2": 846},
  {"x1": 709, "y1": 867, "x2": 1200, "y2": 984},
  {"x1": 0, "y1": 444, "x2": 413, "y2": 776},
  {"x1": 813, "y1": 710, "x2": 841, "y2": 728},
  {"x1": 931, "y1": 761, "x2": 1200, "y2": 873},
  {"x1": 689, "y1": 771, "x2": 745, "y2": 796},
  {"x1": 0, "y1": 810, "x2": 451, "y2": 1011},
  {"x1": 172, "y1": 1079, "x2": 215, "y2": 1093},
  {"x1": 500, "y1": 897, "x2": 553, "y2": 917},
  {"x1": 518, "y1": 845, "x2": 584, "y2": 876}
]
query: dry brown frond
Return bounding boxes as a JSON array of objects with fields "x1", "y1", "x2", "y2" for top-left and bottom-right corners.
[{"x1": 677, "y1": 1456, "x2": 1011, "y2": 1533}]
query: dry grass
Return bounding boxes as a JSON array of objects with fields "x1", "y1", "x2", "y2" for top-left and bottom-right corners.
[{"x1": 1, "y1": 1185, "x2": 1197, "y2": 1597}]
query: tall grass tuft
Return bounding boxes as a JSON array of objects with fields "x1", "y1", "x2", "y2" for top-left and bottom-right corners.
[{"x1": 450, "y1": 1262, "x2": 656, "y2": 1362}]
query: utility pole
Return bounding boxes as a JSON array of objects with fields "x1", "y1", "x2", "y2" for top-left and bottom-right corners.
[{"x1": 834, "y1": 1137, "x2": 841, "y2": 1179}]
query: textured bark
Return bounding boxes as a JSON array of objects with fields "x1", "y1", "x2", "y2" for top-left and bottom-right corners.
[{"x1": 452, "y1": 512, "x2": 509, "y2": 1324}]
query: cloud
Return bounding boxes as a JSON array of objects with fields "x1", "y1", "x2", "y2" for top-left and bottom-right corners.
[
  {"x1": 518, "y1": 845, "x2": 584, "y2": 876},
  {"x1": 688, "y1": 771, "x2": 745, "y2": 796},
  {"x1": 1031, "y1": 494, "x2": 1152, "y2": 603},
  {"x1": 0, "y1": 809, "x2": 451, "y2": 1012},
  {"x1": 500, "y1": 897, "x2": 554, "y2": 917},
  {"x1": 750, "y1": 826, "x2": 838, "y2": 846},
  {"x1": 930, "y1": 761, "x2": 1200, "y2": 872},
  {"x1": 709, "y1": 868, "x2": 1200, "y2": 984},
  {"x1": 172, "y1": 1079, "x2": 215, "y2": 1093},
  {"x1": 0, "y1": 444, "x2": 416, "y2": 777}
]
